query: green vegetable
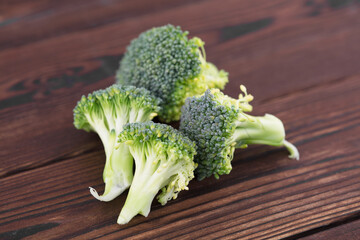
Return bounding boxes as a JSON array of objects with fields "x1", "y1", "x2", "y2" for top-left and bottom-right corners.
[
  {"x1": 180, "y1": 86, "x2": 299, "y2": 180},
  {"x1": 73, "y1": 85, "x2": 161, "y2": 201},
  {"x1": 116, "y1": 122, "x2": 197, "y2": 224},
  {"x1": 116, "y1": 24, "x2": 228, "y2": 122}
]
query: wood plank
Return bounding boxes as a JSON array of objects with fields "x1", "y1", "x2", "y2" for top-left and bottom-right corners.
[
  {"x1": 0, "y1": 0, "x2": 198, "y2": 51},
  {"x1": 0, "y1": 75, "x2": 112, "y2": 177},
  {"x1": 299, "y1": 218, "x2": 360, "y2": 240},
  {"x1": 1, "y1": 0, "x2": 360, "y2": 176},
  {"x1": 1, "y1": 73, "x2": 359, "y2": 239},
  {"x1": 2, "y1": 0, "x2": 360, "y2": 92},
  {"x1": 1, "y1": 0, "x2": 360, "y2": 238}
]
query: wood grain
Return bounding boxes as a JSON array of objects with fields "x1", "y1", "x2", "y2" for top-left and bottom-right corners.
[
  {"x1": 1, "y1": 0, "x2": 360, "y2": 177},
  {"x1": 299, "y1": 218, "x2": 360, "y2": 240},
  {"x1": 0, "y1": 0, "x2": 197, "y2": 50},
  {"x1": 1, "y1": 73, "x2": 359, "y2": 239},
  {"x1": 1, "y1": 0, "x2": 360, "y2": 239}
]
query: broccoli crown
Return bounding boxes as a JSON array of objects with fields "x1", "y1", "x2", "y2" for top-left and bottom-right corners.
[
  {"x1": 181, "y1": 86, "x2": 299, "y2": 180},
  {"x1": 180, "y1": 87, "x2": 254, "y2": 180},
  {"x1": 73, "y1": 84, "x2": 161, "y2": 133},
  {"x1": 180, "y1": 89, "x2": 238, "y2": 179},
  {"x1": 119, "y1": 121, "x2": 196, "y2": 155},
  {"x1": 116, "y1": 24, "x2": 228, "y2": 122},
  {"x1": 119, "y1": 121, "x2": 196, "y2": 203},
  {"x1": 73, "y1": 84, "x2": 161, "y2": 202},
  {"x1": 117, "y1": 122, "x2": 197, "y2": 224}
]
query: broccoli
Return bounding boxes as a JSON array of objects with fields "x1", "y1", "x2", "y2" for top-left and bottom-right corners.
[
  {"x1": 116, "y1": 24, "x2": 228, "y2": 122},
  {"x1": 116, "y1": 122, "x2": 197, "y2": 224},
  {"x1": 180, "y1": 86, "x2": 299, "y2": 180},
  {"x1": 73, "y1": 85, "x2": 161, "y2": 201}
]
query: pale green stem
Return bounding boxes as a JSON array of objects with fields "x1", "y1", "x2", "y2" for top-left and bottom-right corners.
[
  {"x1": 117, "y1": 147, "x2": 175, "y2": 224},
  {"x1": 117, "y1": 154, "x2": 158, "y2": 224},
  {"x1": 233, "y1": 113, "x2": 299, "y2": 160},
  {"x1": 90, "y1": 141, "x2": 133, "y2": 202},
  {"x1": 283, "y1": 140, "x2": 300, "y2": 160}
]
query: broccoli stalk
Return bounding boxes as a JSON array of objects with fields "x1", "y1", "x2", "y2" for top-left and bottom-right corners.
[
  {"x1": 116, "y1": 122, "x2": 197, "y2": 224},
  {"x1": 92, "y1": 139, "x2": 133, "y2": 202},
  {"x1": 180, "y1": 86, "x2": 299, "y2": 180},
  {"x1": 228, "y1": 113, "x2": 299, "y2": 157},
  {"x1": 116, "y1": 24, "x2": 228, "y2": 122},
  {"x1": 73, "y1": 85, "x2": 161, "y2": 201}
]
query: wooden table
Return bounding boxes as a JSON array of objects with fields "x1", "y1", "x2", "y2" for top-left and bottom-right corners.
[{"x1": 1, "y1": 0, "x2": 360, "y2": 239}]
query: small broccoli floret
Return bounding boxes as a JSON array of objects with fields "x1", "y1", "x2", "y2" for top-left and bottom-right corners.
[
  {"x1": 180, "y1": 86, "x2": 299, "y2": 180},
  {"x1": 116, "y1": 122, "x2": 197, "y2": 224},
  {"x1": 116, "y1": 24, "x2": 228, "y2": 122},
  {"x1": 73, "y1": 85, "x2": 161, "y2": 201}
]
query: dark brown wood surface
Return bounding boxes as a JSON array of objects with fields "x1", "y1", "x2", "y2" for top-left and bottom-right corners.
[
  {"x1": 1, "y1": 0, "x2": 359, "y2": 239},
  {"x1": 300, "y1": 218, "x2": 360, "y2": 240}
]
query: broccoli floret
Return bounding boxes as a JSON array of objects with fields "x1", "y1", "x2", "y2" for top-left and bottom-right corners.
[
  {"x1": 116, "y1": 24, "x2": 228, "y2": 122},
  {"x1": 73, "y1": 85, "x2": 161, "y2": 201},
  {"x1": 180, "y1": 86, "x2": 299, "y2": 180},
  {"x1": 116, "y1": 121, "x2": 197, "y2": 224}
]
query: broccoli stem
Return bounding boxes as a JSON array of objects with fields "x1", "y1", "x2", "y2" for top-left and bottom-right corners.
[
  {"x1": 283, "y1": 140, "x2": 300, "y2": 160},
  {"x1": 90, "y1": 138, "x2": 133, "y2": 202},
  {"x1": 117, "y1": 179, "x2": 159, "y2": 224},
  {"x1": 232, "y1": 113, "x2": 299, "y2": 160},
  {"x1": 117, "y1": 158, "x2": 160, "y2": 224},
  {"x1": 117, "y1": 146, "x2": 177, "y2": 224},
  {"x1": 117, "y1": 147, "x2": 156, "y2": 224}
]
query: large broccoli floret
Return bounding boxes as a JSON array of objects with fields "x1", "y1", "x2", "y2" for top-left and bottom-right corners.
[
  {"x1": 73, "y1": 85, "x2": 161, "y2": 201},
  {"x1": 116, "y1": 24, "x2": 228, "y2": 122},
  {"x1": 180, "y1": 86, "x2": 299, "y2": 180},
  {"x1": 116, "y1": 121, "x2": 197, "y2": 224}
]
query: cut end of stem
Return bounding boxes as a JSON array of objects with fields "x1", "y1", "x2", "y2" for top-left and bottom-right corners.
[
  {"x1": 283, "y1": 140, "x2": 300, "y2": 160},
  {"x1": 89, "y1": 186, "x2": 126, "y2": 202},
  {"x1": 117, "y1": 215, "x2": 130, "y2": 225},
  {"x1": 117, "y1": 207, "x2": 139, "y2": 225}
]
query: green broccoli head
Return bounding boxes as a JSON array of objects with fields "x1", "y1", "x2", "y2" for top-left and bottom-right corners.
[
  {"x1": 116, "y1": 121, "x2": 197, "y2": 224},
  {"x1": 73, "y1": 84, "x2": 161, "y2": 201},
  {"x1": 180, "y1": 86, "x2": 299, "y2": 180},
  {"x1": 116, "y1": 24, "x2": 228, "y2": 122}
]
